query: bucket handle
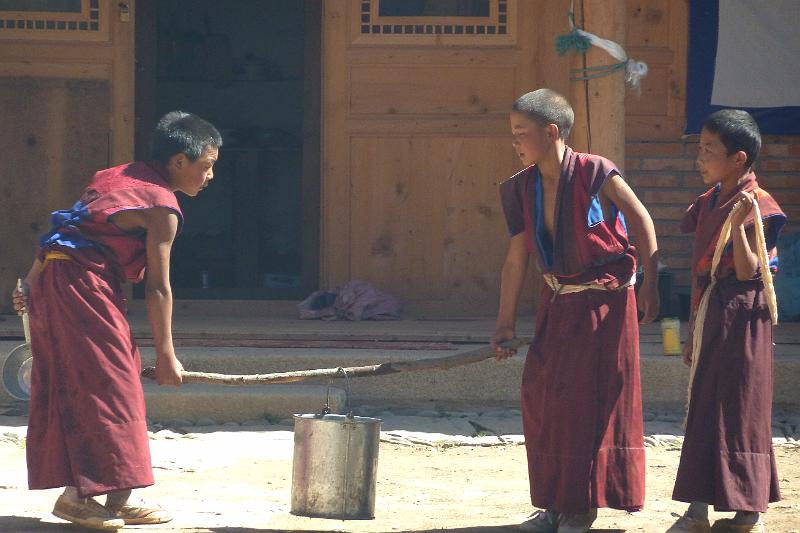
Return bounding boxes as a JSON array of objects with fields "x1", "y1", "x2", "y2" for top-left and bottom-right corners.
[{"x1": 321, "y1": 367, "x2": 352, "y2": 418}]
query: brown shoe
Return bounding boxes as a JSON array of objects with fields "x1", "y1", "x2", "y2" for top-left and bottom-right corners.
[
  {"x1": 711, "y1": 518, "x2": 765, "y2": 532},
  {"x1": 52, "y1": 494, "x2": 125, "y2": 531},
  {"x1": 666, "y1": 514, "x2": 712, "y2": 533},
  {"x1": 519, "y1": 510, "x2": 560, "y2": 533},
  {"x1": 558, "y1": 508, "x2": 598, "y2": 533},
  {"x1": 107, "y1": 497, "x2": 173, "y2": 525}
]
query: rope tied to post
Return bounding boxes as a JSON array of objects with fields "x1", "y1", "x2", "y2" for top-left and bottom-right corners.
[{"x1": 555, "y1": 3, "x2": 648, "y2": 92}]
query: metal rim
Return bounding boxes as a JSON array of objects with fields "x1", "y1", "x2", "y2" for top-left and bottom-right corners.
[
  {"x1": 2, "y1": 343, "x2": 32, "y2": 401},
  {"x1": 293, "y1": 413, "x2": 381, "y2": 424}
]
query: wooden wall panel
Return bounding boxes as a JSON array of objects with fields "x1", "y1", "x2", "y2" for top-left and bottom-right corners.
[
  {"x1": 350, "y1": 65, "x2": 516, "y2": 115},
  {"x1": 323, "y1": 0, "x2": 571, "y2": 315},
  {"x1": 626, "y1": 0, "x2": 671, "y2": 47},
  {"x1": 349, "y1": 137, "x2": 518, "y2": 304},
  {"x1": 625, "y1": 65, "x2": 669, "y2": 116},
  {"x1": 0, "y1": 1, "x2": 134, "y2": 312},
  {"x1": 438, "y1": 138, "x2": 520, "y2": 307},
  {"x1": 0, "y1": 79, "x2": 110, "y2": 311},
  {"x1": 349, "y1": 137, "x2": 448, "y2": 300}
]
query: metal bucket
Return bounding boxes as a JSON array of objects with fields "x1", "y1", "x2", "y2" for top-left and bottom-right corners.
[
  {"x1": 2, "y1": 283, "x2": 32, "y2": 401},
  {"x1": 291, "y1": 368, "x2": 381, "y2": 519},
  {"x1": 1, "y1": 343, "x2": 32, "y2": 401},
  {"x1": 291, "y1": 413, "x2": 381, "y2": 519}
]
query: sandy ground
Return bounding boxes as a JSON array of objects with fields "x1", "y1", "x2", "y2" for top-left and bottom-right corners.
[{"x1": 0, "y1": 409, "x2": 798, "y2": 533}]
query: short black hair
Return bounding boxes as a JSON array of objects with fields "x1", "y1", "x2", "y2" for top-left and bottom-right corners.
[
  {"x1": 150, "y1": 111, "x2": 223, "y2": 165},
  {"x1": 512, "y1": 89, "x2": 574, "y2": 140},
  {"x1": 702, "y1": 109, "x2": 761, "y2": 168}
]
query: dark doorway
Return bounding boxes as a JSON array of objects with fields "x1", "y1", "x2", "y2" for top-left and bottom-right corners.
[{"x1": 135, "y1": 0, "x2": 320, "y2": 300}]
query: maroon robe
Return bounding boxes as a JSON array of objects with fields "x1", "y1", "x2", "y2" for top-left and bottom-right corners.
[
  {"x1": 27, "y1": 162, "x2": 182, "y2": 497},
  {"x1": 500, "y1": 147, "x2": 645, "y2": 513},
  {"x1": 673, "y1": 173, "x2": 786, "y2": 512}
]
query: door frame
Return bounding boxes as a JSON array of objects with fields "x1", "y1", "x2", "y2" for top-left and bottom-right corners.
[{"x1": 133, "y1": 0, "x2": 322, "y2": 300}]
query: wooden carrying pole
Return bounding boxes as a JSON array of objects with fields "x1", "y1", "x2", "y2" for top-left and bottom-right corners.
[{"x1": 141, "y1": 339, "x2": 530, "y2": 386}]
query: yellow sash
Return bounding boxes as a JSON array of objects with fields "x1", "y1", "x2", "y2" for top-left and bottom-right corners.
[{"x1": 42, "y1": 250, "x2": 71, "y2": 268}]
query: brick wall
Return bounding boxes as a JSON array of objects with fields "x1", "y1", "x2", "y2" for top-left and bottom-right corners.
[{"x1": 625, "y1": 137, "x2": 800, "y2": 311}]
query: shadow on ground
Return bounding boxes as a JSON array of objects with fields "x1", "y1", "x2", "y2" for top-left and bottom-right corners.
[
  {"x1": 0, "y1": 517, "x2": 628, "y2": 533},
  {"x1": 208, "y1": 524, "x2": 625, "y2": 533},
  {"x1": 0, "y1": 516, "x2": 72, "y2": 532}
]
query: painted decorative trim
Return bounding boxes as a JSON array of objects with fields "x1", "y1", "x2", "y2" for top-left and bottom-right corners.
[
  {"x1": 0, "y1": 0, "x2": 100, "y2": 33},
  {"x1": 360, "y1": 0, "x2": 508, "y2": 36}
]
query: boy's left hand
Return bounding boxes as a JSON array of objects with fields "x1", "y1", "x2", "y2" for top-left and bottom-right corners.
[
  {"x1": 637, "y1": 281, "x2": 659, "y2": 324},
  {"x1": 730, "y1": 191, "x2": 755, "y2": 227},
  {"x1": 154, "y1": 356, "x2": 184, "y2": 386},
  {"x1": 11, "y1": 283, "x2": 28, "y2": 315}
]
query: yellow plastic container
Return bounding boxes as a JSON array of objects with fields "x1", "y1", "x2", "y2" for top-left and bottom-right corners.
[{"x1": 660, "y1": 318, "x2": 682, "y2": 356}]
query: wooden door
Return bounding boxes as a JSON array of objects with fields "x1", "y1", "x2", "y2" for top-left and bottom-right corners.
[
  {"x1": 0, "y1": 1, "x2": 135, "y2": 312},
  {"x1": 625, "y1": 0, "x2": 688, "y2": 140},
  {"x1": 321, "y1": 0, "x2": 584, "y2": 316}
]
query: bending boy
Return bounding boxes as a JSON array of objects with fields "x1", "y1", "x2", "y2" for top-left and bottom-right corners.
[{"x1": 12, "y1": 111, "x2": 222, "y2": 530}]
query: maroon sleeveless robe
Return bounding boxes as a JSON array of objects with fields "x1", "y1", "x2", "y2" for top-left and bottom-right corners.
[
  {"x1": 27, "y1": 162, "x2": 182, "y2": 497},
  {"x1": 500, "y1": 147, "x2": 645, "y2": 513},
  {"x1": 673, "y1": 173, "x2": 786, "y2": 512}
]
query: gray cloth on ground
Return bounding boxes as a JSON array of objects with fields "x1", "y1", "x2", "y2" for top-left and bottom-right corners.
[{"x1": 297, "y1": 280, "x2": 402, "y2": 321}]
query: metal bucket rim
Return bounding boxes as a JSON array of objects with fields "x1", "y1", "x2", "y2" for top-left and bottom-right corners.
[
  {"x1": 2, "y1": 343, "x2": 32, "y2": 401},
  {"x1": 293, "y1": 413, "x2": 381, "y2": 425},
  {"x1": 290, "y1": 509, "x2": 375, "y2": 520}
]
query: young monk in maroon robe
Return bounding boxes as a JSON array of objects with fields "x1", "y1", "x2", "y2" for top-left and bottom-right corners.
[
  {"x1": 666, "y1": 111, "x2": 786, "y2": 533},
  {"x1": 491, "y1": 89, "x2": 659, "y2": 533},
  {"x1": 11, "y1": 111, "x2": 221, "y2": 531}
]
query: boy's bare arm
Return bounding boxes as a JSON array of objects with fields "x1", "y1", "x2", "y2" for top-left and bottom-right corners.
[
  {"x1": 601, "y1": 173, "x2": 660, "y2": 323},
  {"x1": 493, "y1": 233, "x2": 529, "y2": 359},
  {"x1": 729, "y1": 191, "x2": 760, "y2": 281},
  {"x1": 140, "y1": 207, "x2": 183, "y2": 386}
]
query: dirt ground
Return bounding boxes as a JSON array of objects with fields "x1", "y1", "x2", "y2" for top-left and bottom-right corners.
[{"x1": 0, "y1": 414, "x2": 798, "y2": 533}]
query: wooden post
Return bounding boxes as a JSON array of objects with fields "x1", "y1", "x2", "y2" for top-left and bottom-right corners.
[
  {"x1": 569, "y1": 0, "x2": 626, "y2": 169},
  {"x1": 111, "y1": 0, "x2": 136, "y2": 166},
  {"x1": 112, "y1": 1, "x2": 136, "y2": 303}
]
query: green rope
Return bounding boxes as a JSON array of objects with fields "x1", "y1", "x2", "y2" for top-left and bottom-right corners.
[
  {"x1": 571, "y1": 60, "x2": 627, "y2": 74},
  {"x1": 555, "y1": 28, "x2": 592, "y2": 56},
  {"x1": 556, "y1": 9, "x2": 629, "y2": 82},
  {"x1": 570, "y1": 60, "x2": 627, "y2": 81},
  {"x1": 555, "y1": 11, "x2": 591, "y2": 56}
]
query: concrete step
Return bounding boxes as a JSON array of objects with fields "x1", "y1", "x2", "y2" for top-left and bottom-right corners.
[
  {"x1": 143, "y1": 382, "x2": 345, "y2": 424},
  {"x1": 3, "y1": 338, "x2": 799, "y2": 422}
]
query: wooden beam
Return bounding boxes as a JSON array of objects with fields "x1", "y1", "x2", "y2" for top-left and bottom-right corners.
[
  {"x1": 0, "y1": 61, "x2": 109, "y2": 79},
  {"x1": 111, "y1": 0, "x2": 135, "y2": 166},
  {"x1": 320, "y1": 0, "x2": 351, "y2": 288}
]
